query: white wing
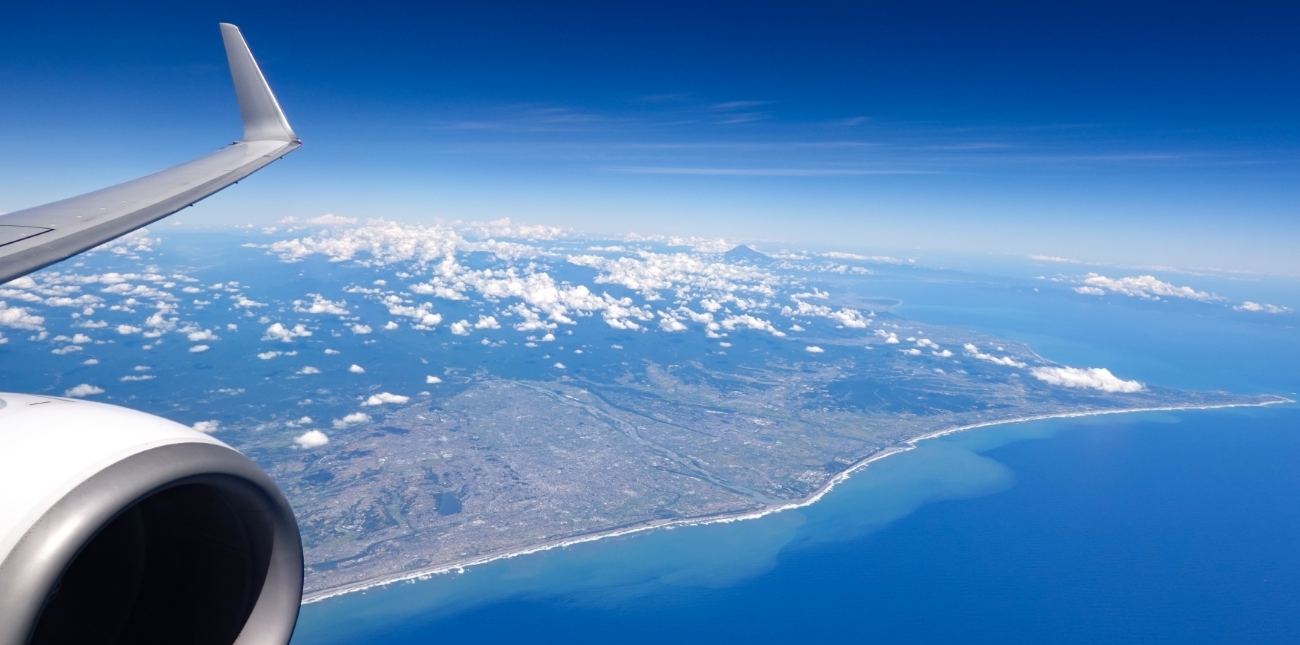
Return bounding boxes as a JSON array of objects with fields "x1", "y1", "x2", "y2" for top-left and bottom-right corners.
[{"x1": 0, "y1": 23, "x2": 300, "y2": 285}]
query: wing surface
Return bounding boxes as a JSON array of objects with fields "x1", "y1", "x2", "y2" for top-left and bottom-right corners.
[{"x1": 0, "y1": 23, "x2": 300, "y2": 285}]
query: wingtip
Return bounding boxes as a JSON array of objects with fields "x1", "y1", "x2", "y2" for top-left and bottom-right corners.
[{"x1": 220, "y1": 23, "x2": 297, "y2": 143}]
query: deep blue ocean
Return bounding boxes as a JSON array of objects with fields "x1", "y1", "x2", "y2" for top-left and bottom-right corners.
[{"x1": 292, "y1": 258, "x2": 1300, "y2": 645}]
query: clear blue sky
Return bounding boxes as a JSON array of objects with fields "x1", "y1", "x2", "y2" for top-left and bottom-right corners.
[{"x1": 2, "y1": 1, "x2": 1297, "y2": 273}]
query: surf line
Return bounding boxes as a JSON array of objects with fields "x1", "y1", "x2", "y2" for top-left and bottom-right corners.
[{"x1": 301, "y1": 396, "x2": 1291, "y2": 604}]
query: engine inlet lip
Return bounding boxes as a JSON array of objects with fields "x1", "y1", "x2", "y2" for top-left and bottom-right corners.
[{"x1": 0, "y1": 442, "x2": 303, "y2": 645}]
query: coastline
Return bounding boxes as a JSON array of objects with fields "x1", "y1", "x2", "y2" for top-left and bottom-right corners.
[{"x1": 301, "y1": 396, "x2": 1292, "y2": 604}]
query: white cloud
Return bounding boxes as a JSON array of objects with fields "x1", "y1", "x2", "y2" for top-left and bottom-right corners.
[
  {"x1": 1030, "y1": 366, "x2": 1144, "y2": 393},
  {"x1": 362, "y1": 392, "x2": 410, "y2": 406},
  {"x1": 332, "y1": 413, "x2": 370, "y2": 429},
  {"x1": 1073, "y1": 286, "x2": 1107, "y2": 296},
  {"x1": 116, "y1": 324, "x2": 142, "y2": 335},
  {"x1": 3, "y1": 276, "x2": 37, "y2": 289},
  {"x1": 324, "y1": 348, "x2": 341, "y2": 354},
  {"x1": 71, "y1": 334, "x2": 92, "y2": 344},
  {"x1": 1030, "y1": 255, "x2": 1080, "y2": 264},
  {"x1": 426, "y1": 375, "x2": 443, "y2": 384},
  {"x1": 187, "y1": 329, "x2": 218, "y2": 342},
  {"x1": 351, "y1": 324, "x2": 373, "y2": 335},
  {"x1": 52, "y1": 345, "x2": 83, "y2": 355},
  {"x1": 822, "y1": 251, "x2": 902, "y2": 263},
  {"x1": 307, "y1": 213, "x2": 358, "y2": 225},
  {"x1": 449, "y1": 320, "x2": 471, "y2": 336},
  {"x1": 298, "y1": 366, "x2": 321, "y2": 375},
  {"x1": 474, "y1": 315, "x2": 500, "y2": 329},
  {"x1": 658, "y1": 315, "x2": 688, "y2": 332},
  {"x1": 294, "y1": 430, "x2": 330, "y2": 448},
  {"x1": 805, "y1": 346, "x2": 824, "y2": 353},
  {"x1": 874, "y1": 329, "x2": 900, "y2": 344},
  {"x1": 293, "y1": 294, "x2": 350, "y2": 315},
  {"x1": 720, "y1": 314, "x2": 786, "y2": 337},
  {"x1": 902, "y1": 348, "x2": 922, "y2": 355},
  {"x1": 263, "y1": 323, "x2": 312, "y2": 342},
  {"x1": 827, "y1": 308, "x2": 869, "y2": 328},
  {"x1": 120, "y1": 374, "x2": 155, "y2": 382},
  {"x1": 349, "y1": 364, "x2": 365, "y2": 374},
  {"x1": 192, "y1": 420, "x2": 220, "y2": 433},
  {"x1": 962, "y1": 343, "x2": 1026, "y2": 368},
  {"x1": 1077, "y1": 273, "x2": 1223, "y2": 303},
  {"x1": 64, "y1": 384, "x2": 103, "y2": 398},
  {"x1": 383, "y1": 321, "x2": 399, "y2": 330},
  {"x1": 82, "y1": 358, "x2": 99, "y2": 365},
  {"x1": 189, "y1": 345, "x2": 210, "y2": 353},
  {"x1": 257, "y1": 351, "x2": 282, "y2": 360},
  {"x1": 1235, "y1": 301, "x2": 1291, "y2": 314},
  {"x1": 554, "y1": 362, "x2": 566, "y2": 369}
]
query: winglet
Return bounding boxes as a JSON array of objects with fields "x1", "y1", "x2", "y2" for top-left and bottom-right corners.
[{"x1": 220, "y1": 23, "x2": 298, "y2": 143}]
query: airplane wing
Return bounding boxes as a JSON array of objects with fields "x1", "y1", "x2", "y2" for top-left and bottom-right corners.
[{"x1": 0, "y1": 23, "x2": 300, "y2": 285}]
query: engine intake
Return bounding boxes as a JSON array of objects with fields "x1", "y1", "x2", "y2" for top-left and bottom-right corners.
[{"x1": 0, "y1": 394, "x2": 302, "y2": 645}]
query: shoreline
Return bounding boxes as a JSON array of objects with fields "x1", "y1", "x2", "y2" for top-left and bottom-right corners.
[{"x1": 301, "y1": 396, "x2": 1292, "y2": 604}]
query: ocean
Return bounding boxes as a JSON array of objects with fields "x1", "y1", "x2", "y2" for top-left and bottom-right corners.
[{"x1": 291, "y1": 258, "x2": 1300, "y2": 644}]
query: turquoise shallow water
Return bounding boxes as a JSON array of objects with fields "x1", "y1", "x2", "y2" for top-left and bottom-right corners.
[{"x1": 292, "y1": 261, "x2": 1300, "y2": 644}]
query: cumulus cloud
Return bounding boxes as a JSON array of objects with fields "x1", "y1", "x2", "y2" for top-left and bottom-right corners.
[
  {"x1": 426, "y1": 375, "x2": 443, "y2": 384},
  {"x1": 263, "y1": 323, "x2": 312, "y2": 342},
  {"x1": 720, "y1": 314, "x2": 786, "y2": 337},
  {"x1": 187, "y1": 329, "x2": 219, "y2": 342},
  {"x1": 350, "y1": 324, "x2": 373, "y2": 335},
  {"x1": 962, "y1": 343, "x2": 1027, "y2": 368},
  {"x1": 449, "y1": 320, "x2": 471, "y2": 336},
  {"x1": 294, "y1": 430, "x2": 330, "y2": 448},
  {"x1": 307, "y1": 213, "x2": 358, "y2": 225},
  {"x1": 189, "y1": 345, "x2": 210, "y2": 353},
  {"x1": 332, "y1": 412, "x2": 370, "y2": 429},
  {"x1": 827, "y1": 308, "x2": 870, "y2": 328},
  {"x1": 874, "y1": 329, "x2": 900, "y2": 344},
  {"x1": 383, "y1": 321, "x2": 399, "y2": 330},
  {"x1": 82, "y1": 358, "x2": 99, "y2": 365},
  {"x1": 294, "y1": 294, "x2": 350, "y2": 315},
  {"x1": 362, "y1": 392, "x2": 410, "y2": 406},
  {"x1": 1030, "y1": 366, "x2": 1144, "y2": 393},
  {"x1": 474, "y1": 315, "x2": 500, "y2": 329},
  {"x1": 554, "y1": 362, "x2": 566, "y2": 369},
  {"x1": 116, "y1": 324, "x2": 142, "y2": 335},
  {"x1": 349, "y1": 364, "x2": 365, "y2": 374},
  {"x1": 192, "y1": 420, "x2": 220, "y2": 433},
  {"x1": 257, "y1": 351, "x2": 282, "y2": 360},
  {"x1": 658, "y1": 315, "x2": 688, "y2": 332},
  {"x1": 805, "y1": 346, "x2": 824, "y2": 353},
  {"x1": 1076, "y1": 273, "x2": 1223, "y2": 303},
  {"x1": 297, "y1": 366, "x2": 321, "y2": 375},
  {"x1": 120, "y1": 374, "x2": 155, "y2": 382},
  {"x1": 1235, "y1": 301, "x2": 1291, "y2": 314},
  {"x1": 64, "y1": 384, "x2": 103, "y2": 398}
]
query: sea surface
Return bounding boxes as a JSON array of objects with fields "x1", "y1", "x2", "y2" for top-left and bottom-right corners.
[{"x1": 292, "y1": 257, "x2": 1300, "y2": 645}]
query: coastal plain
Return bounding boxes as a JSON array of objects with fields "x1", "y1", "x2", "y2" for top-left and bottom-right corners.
[{"x1": 261, "y1": 322, "x2": 1265, "y2": 597}]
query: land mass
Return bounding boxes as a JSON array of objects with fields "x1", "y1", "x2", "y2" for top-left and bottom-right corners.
[{"x1": 230, "y1": 322, "x2": 1277, "y2": 599}]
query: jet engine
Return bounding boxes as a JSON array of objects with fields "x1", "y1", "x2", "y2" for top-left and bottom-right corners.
[{"x1": 0, "y1": 393, "x2": 302, "y2": 645}]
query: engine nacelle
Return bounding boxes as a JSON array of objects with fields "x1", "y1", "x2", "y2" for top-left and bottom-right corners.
[{"x1": 0, "y1": 393, "x2": 302, "y2": 645}]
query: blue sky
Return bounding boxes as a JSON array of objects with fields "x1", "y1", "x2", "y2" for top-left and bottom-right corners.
[{"x1": 1, "y1": 1, "x2": 1297, "y2": 274}]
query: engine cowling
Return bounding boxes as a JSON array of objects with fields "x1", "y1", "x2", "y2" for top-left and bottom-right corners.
[{"x1": 0, "y1": 393, "x2": 302, "y2": 645}]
